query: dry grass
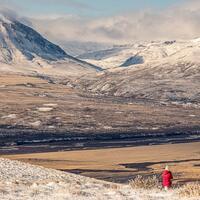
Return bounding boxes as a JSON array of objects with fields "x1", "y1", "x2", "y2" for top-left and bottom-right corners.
[
  {"x1": 0, "y1": 182, "x2": 8, "y2": 195},
  {"x1": 129, "y1": 175, "x2": 161, "y2": 190},
  {"x1": 0, "y1": 73, "x2": 200, "y2": 134},
  {"x1": 177, "y1": 182, "x2": 200, "y2": 198},
  {"x1": 4, "y1": 142, "x2": 200, "y2": 185}
]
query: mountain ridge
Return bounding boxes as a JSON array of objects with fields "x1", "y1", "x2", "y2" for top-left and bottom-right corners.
[
  {"x1": 76, "y1": 40, "x2": 200, "y2": 104},
  {"x1": 0, "y1": 14, "x2": 102, "y2": 76},
  {"x1": 79, "y1": 39, "x2": 200, "y2": 69}
]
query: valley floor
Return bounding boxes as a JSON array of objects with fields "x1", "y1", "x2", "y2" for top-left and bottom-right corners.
[
  {"x1": 0, "y1": 73, "x2": 200, "y2": 139},
  {"x1": 0, "y1": 73, "x2": 200, "y2": 199},
  {"x1": 3, "y1": 142, "x2": 200, "y2": 185}
]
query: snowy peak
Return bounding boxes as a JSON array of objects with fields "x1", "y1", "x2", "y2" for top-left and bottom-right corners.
[
  {"x1": 0, "y1": 15, "x2": 102, "y2": 75},
  {"x1": 78, "y1": 39, "x2": 200, "y2": 103},
  {"x1": 0, "y1": 13, "x2": 12, "y2": 24},
  {"x1": 0, "y1": 17, "x2": 68, "y2": 63},
  {"x1": 80, "y1": 39, "x2": 200, "y2": 69}
]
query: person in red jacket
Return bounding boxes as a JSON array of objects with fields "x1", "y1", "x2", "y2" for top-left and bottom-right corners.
[{"x1": 162, "y1": 165, "x2": 173, "y2": 191}]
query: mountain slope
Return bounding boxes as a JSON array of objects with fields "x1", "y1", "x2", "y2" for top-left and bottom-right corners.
[
  {"x1": 0, "y1": 15, "x2": 102, "y2": 76},
  {"x1": 79, "y1": 40, "x2": 200, "y2": 70},
  {"x1": 59, "y1": 41, "x2": 112, "y2": 57},
  {"x1": 77, "y1": 40, "x2": 200, "y2": 104},
  {"x1": 1, "y1": 20, "x2": 67, "y2": 62}
]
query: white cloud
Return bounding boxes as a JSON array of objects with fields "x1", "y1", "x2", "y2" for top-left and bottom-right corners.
[
  {"x1": 2, "y1": 0, "x2": 200, "y2": 44},
  {"x1": 28, "y1": 0, "x2": 200, "y2": 44}
]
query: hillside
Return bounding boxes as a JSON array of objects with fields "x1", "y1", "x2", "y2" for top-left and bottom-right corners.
[
  {"x1": 78, "y1": 40, "x2": 200, "y2": 69},
  {"x1": 77, "y1": 40, "x2": 200, "y2": 104},
  {"x1": 0, "y1": 158, "x2": 197, "y2": 200},
  {"x1": 59, "y1": 41, "x2": 112, "y2": 57}
]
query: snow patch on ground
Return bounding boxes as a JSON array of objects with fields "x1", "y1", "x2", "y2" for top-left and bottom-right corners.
[
  {"x1": 29, "y1": 121, "x2": 42, "y2": 127},
  {"x1": 1, "y1": 114, "x2": 17, "y2": 119},
  {"x1": 37, "y1": 107, "x2": 54, "y2": 112}
]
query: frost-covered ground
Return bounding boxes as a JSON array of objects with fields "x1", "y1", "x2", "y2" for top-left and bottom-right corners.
[{"x1": 0, "y1": 158, "x2": 198, "y2": 200}]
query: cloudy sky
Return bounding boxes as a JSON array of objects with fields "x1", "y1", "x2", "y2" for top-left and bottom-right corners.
[
  {"x1": 1, "y1": 0, "x2": 200, "y2": 44},
  {"x1": 0, "y1": 0, "x2": 184, "y2": 17}
]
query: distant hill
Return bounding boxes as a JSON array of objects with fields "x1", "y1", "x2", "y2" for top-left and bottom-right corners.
[{"x1": 77, "y1": 40, "x2": 200, "y2": 104}]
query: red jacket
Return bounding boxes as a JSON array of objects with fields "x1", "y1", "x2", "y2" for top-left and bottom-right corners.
[{"x1": 162, "y1": 170, "x2": 173, "y2": 187}]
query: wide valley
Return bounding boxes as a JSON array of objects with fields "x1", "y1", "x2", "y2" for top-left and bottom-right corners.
[{"x1": 2, "y1": 141, "x2": 200, "y2": 185}]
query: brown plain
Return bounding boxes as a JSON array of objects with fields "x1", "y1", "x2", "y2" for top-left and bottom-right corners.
[
  {"x1": 3, "y1": 142, "x2": 200, "y2": 184},
  {"x1": 0, "y1": 73, "x2": 200, "y2": 133}
]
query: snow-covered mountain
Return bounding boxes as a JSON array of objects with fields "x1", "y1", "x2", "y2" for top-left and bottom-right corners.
[
  {"x1": 79, "y1": 40, "x2": 200, "y2": 69},
  {"x1": 59, "y1": 41, "x2": 113, "y2": 57},
  {"x1": 0, "y1": 14, "x2": 102, "y2": 76},
  {"x1": 1, "y1": 13, "x2": 200, "y2": 104},
  {"x1": 78, "y1": 44, "x2": 129, "y2": 58},
  {"x1": 77, "y1": 40, "x2": 200, "y2": 103}
]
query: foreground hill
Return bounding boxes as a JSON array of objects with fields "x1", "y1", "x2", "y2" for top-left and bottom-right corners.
[{"x1": 0, "y1": 158, "x2": 197, "y2": 200}]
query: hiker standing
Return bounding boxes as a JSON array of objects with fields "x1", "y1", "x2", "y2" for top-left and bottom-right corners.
[{"x1": 162, "y1": 165, "x2": 173, "y2": 191}]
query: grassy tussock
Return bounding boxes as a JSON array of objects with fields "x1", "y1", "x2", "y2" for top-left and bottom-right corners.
[
  {"x1": 129, "y1": 175, "x2": 200, "y2": 199},
  {"x1": 177, "y1": 182, "x2": 200, "y2": 198},
  {"x1": 129, "y1": 175, "x2": 160, "y2": 190}
]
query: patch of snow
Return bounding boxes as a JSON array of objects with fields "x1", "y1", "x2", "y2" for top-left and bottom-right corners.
[
  {"x1": 0, "y1": 14, "x2": 12, "y2": 24},
  {"x1": 103, "y1": 126, "x2": 113, "y2": 130},
  {"x1": 189, "y1": 115, "x2": 196, "y2": 117},
  {"x1": 1, "y1": 114, "x2": 17, "y2": 119},
  {"x1": 37, "y1": 107, "x2": 54, "y2": 112},
  {"x1": 29, "y1": 121, "x2": 41, "y2": 127},
  {"x1": 48, "y1": 126, "x2": 56, "y2": 129}
]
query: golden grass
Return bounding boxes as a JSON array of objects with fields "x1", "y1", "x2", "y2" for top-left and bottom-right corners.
[
  {"x1": 1, "y1": 74, "x2": 200, "y2": 132},
  {"x1": 129, "y1": 175, "x2": 200, "y2": 199},
  {"x1": 3, "y1": 142, "x2": 200, "y2": 185},
  {"x1": 129, "y1": 175, "x2": 160, "y2": 190},
  {"x1": 0, "y1": 74, "x2": 47, "y2": 85},
  {"x1": 177, "y1": 182, "x2": 200, "y2": 198}
]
